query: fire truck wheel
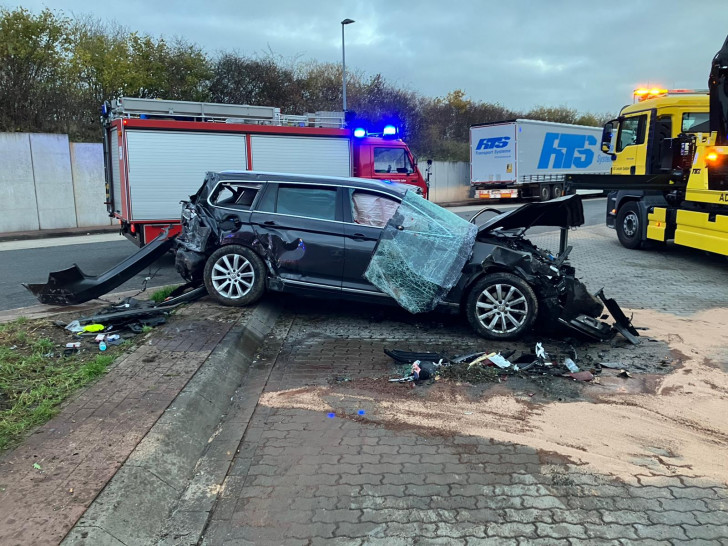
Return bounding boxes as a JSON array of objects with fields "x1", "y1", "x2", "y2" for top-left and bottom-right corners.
[
  {"x1": 465, "y1": 272, "x2": 538, "y2": 341},
  {"x1": 539, "y1": 185, "x2": 551, "y2": 201},
  {"x1": 616, "y1": 201, "x2": 643, "y2": 249},
  {"x1": 204, "y1": 245, "x2": 266, "y2": 306}
]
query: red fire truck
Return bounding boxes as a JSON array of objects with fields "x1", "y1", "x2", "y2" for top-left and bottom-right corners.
[{"x1": 102, "y1": 97, "x2": 428, "y2": 245}]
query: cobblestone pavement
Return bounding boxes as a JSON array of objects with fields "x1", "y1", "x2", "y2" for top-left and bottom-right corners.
[
  {"x1": 202, "y1": 225, "x2": 728, "y2": 545},
  {"x1": 0, "y1": 302, "x2": 243, "y2": 546}
]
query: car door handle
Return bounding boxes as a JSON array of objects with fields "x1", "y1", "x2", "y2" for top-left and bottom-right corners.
[
  {"x1": 263, "y1": 220, "x2": 277, "y2": 226},
  {"x1": 350, "y1": 233, "x2": 367, "y2": 240}
]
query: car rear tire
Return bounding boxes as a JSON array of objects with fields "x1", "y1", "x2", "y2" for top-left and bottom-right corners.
[
  {"x1": 616, "y1": 201, "x2": 643, "y2": 249},
  {"x1": 203, "y1": 245, "x2": 266, "y2": 307},
  {"x1": 465, "y1": 272, "x2": 538, "y2": 340}
]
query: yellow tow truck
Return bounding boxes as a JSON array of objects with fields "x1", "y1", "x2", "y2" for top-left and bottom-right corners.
[{"x1": 567, "y1": 35, "x2": 728, "y2": 256}]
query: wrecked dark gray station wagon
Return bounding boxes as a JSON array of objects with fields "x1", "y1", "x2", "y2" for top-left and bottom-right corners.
[{"x1": 174, "y1": 171, "x2": 633, "y2": 341}]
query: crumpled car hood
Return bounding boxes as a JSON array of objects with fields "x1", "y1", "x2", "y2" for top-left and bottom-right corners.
[{"x1": 478, "y1": 194, "x2": 585, "y2": 233}]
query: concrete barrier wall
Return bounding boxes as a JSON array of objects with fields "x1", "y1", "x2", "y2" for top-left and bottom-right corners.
[
  {"x1": 31, "y1": 134, "x2": 78, "y2": 229},
  {"x1": 0, "y1": 133, "x2": 40, "y2": 232},
  {"x1": 0, "y1": 133, "x2": 109, "y2": 233},
  {"x1": 71, "y1": 143, "x2": 112, "y2": 227},
  {"x1": 426, "y1": 160, "x2": 471, "y2": 204}
]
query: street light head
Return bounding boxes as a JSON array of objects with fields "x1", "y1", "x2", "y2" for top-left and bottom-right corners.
[{"x1": 341, "y1": 18, "x2": 355, "y2": 25}]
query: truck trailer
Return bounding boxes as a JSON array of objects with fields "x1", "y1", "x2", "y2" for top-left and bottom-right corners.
[
  {"x1": 102, "y1": 97, "x2": 428, "y2": 245},
  {"x1": 470, "y1": 119, "x2": 611, "y2": 201}
]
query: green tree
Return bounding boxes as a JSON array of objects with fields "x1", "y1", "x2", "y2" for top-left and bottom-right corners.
[{"x1": 0, "y1": 7, "x2": 74, "y2": 133}]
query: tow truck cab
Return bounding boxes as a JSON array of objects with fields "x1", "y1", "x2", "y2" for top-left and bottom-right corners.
[{"x1": 600, "y1": 90, "x2": 709, "y2": 230}]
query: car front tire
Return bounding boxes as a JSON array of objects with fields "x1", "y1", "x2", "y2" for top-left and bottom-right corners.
[
  {"x1": 203, "y1": 245, "x2": 266, "y2": 307},
  {"x1": 466, "y1": 272, "x2": 538, "y2": 340}
]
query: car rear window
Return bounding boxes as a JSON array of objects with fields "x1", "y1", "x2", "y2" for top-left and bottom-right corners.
[{"x1": 276, "y1": 186, "x2": 337, "y2": 221}]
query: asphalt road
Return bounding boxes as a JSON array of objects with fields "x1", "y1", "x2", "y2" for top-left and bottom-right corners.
[{"x1": 0, "y1": 198, "x2": 607, "y2": 312}]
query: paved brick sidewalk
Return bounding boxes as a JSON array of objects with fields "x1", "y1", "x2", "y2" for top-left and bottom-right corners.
[
  {"x1": 0, "y1": 301, "x2": 244, "y2": 546},
  {"x1": 202, "y1": 300, "x2": 728, "y2": 544}
]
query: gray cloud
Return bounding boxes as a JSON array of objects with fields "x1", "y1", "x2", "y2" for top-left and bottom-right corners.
[{"x1": 9, "y1": 0, "x2": 728, "y2": 115}]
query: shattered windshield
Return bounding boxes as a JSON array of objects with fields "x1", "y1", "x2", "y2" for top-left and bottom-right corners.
[{"x1": 364, "y1": 190, "x2": 477, "y2": 313}]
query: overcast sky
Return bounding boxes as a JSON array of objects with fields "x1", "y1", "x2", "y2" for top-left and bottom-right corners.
[{"x1": 9, "y1": 0, "x2": 728, "y2": 116}]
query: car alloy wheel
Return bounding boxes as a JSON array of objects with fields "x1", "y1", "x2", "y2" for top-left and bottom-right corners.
[
  {"x1": 466, "y1": 272, "x2": 538, "y2": 340},
  {"x1": 203, "y1": 245, "x2": 266, "y2": 307},
  {"x1": 476, "y1": 283, "x2": 529, "y2": 334},
  {"x1": 211, "y1": 253, "x2": 254, "y2": 299}
]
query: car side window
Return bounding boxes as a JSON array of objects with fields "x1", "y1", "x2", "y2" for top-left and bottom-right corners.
[
  {"x1": 276, "y1": 185, "x2": 337, "y2": 221},
  {"x1": 350, "y1": 190, "x2": 400, "y2": 228},
  {"x1": 210, "y1": 182, "x2": 261, "y2": 209}
]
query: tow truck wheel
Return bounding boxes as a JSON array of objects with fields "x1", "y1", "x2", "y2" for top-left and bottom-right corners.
[
  {"x1": 466, "y1": 273, "x2": 538, "y2": 340},
  {"x1": 539, "y1": 185, "x2": 551, "y2": 201},
  {"x1": 204, "y1": 245, "x2": 266, "y2": 307},
  {"x1": 616, "y1": 202, "x2": 643, "y2": 249}
]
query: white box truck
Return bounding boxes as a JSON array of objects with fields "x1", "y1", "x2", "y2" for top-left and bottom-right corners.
[{"x1": 470, "y1": 119, "x2": 612, "y2": 201}]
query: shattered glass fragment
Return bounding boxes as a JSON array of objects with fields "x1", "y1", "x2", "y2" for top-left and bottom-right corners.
[{"x1": 364, "y1": 190, "x2": 477, "y2": 313}]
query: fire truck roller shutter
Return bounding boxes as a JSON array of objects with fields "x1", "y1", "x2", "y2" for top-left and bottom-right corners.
[
  {"x1": 125, "y1": 131, "x2": 247, "y2": 221},
  {"x1": 250, "y1": 135, "x2": 351, "y2": 177}
]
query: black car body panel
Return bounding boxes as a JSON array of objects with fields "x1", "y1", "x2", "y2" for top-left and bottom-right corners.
[{"x1": 477, "y1": 194, "x2": 585, "y2": 232}]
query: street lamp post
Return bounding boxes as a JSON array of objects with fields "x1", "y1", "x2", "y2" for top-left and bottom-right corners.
[{"x1": 341, "y1": 18, "x2": 355, "y2": 112}]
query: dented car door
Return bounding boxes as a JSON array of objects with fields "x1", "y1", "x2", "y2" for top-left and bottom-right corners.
[{"x1": 250, "y1": 182, "x2": 345, "y2": 289}]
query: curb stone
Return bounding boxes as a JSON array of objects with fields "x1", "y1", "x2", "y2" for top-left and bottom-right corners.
[{"x1": 61, "y1": 301, "x2": 282, "y2": 545}]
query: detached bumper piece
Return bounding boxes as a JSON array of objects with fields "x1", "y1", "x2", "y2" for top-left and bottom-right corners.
[
  {"x1": 23, "y1": 229, "x2": 174, "y2": 306},
  {"x1": 559, "y1": 289, "x2": 640, "y2": 345}
]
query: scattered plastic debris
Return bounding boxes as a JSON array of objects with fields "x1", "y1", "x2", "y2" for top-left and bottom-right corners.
[
  {"x1": 564, "y1": 358, "x2": 579, "y2": 373},
  {"x1": 33, "y1": 463, "x2": 41, "y2": 470}
]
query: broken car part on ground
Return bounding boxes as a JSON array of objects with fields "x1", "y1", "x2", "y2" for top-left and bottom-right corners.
[
  {"x1": 25, "y1": 171, "x2": 636, "y2": 342},
  {"x1": 23, "y1": 229, "x2": 174, "y2": 306}
]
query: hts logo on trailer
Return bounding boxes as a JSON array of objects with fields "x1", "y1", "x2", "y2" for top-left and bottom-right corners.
[
  {"x1": 538, "y1": 133, "x2": 597, "y2": 169},
  {"x1": 476, "y1": 136, "x2": 510, "y2": 150}
]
